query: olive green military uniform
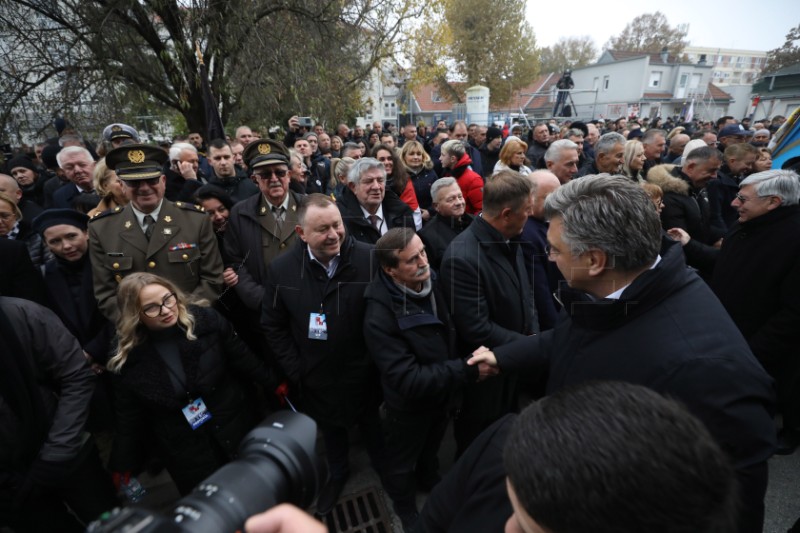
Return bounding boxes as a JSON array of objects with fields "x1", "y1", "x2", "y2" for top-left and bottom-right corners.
[
  {"x1": 89, "y1": 201, "x2": 223, "y2": 321},
  {"x1": 88, "y1": 143, "x2": 223, "y2": 321}
]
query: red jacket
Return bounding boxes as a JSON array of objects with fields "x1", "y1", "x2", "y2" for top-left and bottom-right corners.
[{"x1": 446, "y1": 152, "x2": 483, "y2": 215}]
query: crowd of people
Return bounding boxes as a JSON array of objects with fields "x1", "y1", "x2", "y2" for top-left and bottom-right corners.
[{"x1": 0, "y1": 111, "x2": 798, "y2": 533}]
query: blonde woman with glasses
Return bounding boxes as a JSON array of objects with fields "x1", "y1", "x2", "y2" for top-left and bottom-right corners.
[{"x1": 106, "y1": 272, "x2": 276, "y2": 496}]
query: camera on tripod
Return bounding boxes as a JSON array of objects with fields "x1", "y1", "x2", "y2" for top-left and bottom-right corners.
[{"x1": 87, "y1": 411, "x2": 325, "y2": 533}]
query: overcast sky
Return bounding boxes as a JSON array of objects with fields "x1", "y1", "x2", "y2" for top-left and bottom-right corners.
[{"x1": 526, "y1": 1, "x2": 798, "y2": 53}]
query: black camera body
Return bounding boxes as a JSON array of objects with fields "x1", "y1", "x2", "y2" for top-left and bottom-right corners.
[
  {"x1": 87, "y1": 411, "x2": 324, "y2": 533},
  {"x1": 298, "y1": 117, "x2": 314, "y2": 128}
]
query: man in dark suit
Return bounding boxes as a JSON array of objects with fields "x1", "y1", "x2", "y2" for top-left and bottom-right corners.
[
  {"x1": 336, "y1": 157, "x2": 415, "y2": 244},
  {"x1": 440, "y1": 170, "x2": 536, "y2": 454},
  {"x1": 470, "y1": 175, "x2": 776, "y2": 533},
  {"x1": 261, "y1": 194, "x2": 384, "y2": 516},
  {"x1": 88, "y1": 144, "x2": 223, "y2": 321},
  {"x1": 52, "y1": 147, "x2": 99, "y2": 209}
]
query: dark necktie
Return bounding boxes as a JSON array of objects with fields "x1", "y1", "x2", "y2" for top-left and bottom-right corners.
[
  {"x1": 368, "y1": 214, "x2": 381, "y2": 231},
  {"x1": 143, "y1": 215, "x2": 155, "y2": 241}
]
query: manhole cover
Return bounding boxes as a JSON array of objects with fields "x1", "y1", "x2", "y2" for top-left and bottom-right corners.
[{"x1": 323, "y1": 486, "x2": 393, "y2": 533}]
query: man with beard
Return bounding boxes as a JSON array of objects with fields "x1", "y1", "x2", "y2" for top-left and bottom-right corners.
[{"x1": 207, "y1": 139, "x2": 259, "y2": 202}]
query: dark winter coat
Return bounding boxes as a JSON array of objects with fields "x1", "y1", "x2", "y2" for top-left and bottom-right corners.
[
  {"x1": 407, "y1": 166, "x2": 438, "y2": 211},
  {"x1": 418, "y1": 214, "x2": 474, "y2": 271},
  {"x1": 494, "y1": 239, "x2": 776, "y2": 477},
  {"x1": 109, "y1": 306, "x2": 274, "y2": 494},
  {"x1": 710, "y1": 205, "x2": 800, "y2": 367},
  {"x1": 336, "y1": 187, "x2": 415, "y2": 245},
  {"x1": 43, "y1": 256, "x2": 113, "y2": 363},
  {"x1": 261, "y1": 237, "x2": 379, "y2": 427},
  {"x1": 207, "y1": 169, "x2": 259, "y2": 204},
  {"x1": 440, "y1": 217, "x2": 535, "y2": 352},
  {"x1": 363, "y1": 270, "x2": 475, "y2": 413},
  {"x1": 706, "y1": 164, "x2": 741, "y2": 235},
  {"x1": 0, "y1": 297, "x2": 95, "y2": 472},
  {"x1": 647, "y1": 164, "x2": 723, "y2": 246}
]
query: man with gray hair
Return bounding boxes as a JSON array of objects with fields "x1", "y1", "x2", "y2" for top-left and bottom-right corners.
[
  {"x1": 710, "y1": 169, "x2": 800, "y2": 455},
  {"x1": 543, "y1": 139, "x2": 580, "y2": 184},
  {"x1": 52, "y1": 146, "x2": 98, "y2": 209},
  {"x1": 441, "y1": 170, "x2": 537, "y2": 455},
  {"x1": 577, "y1": 132, "x2": 625, "y2": 177},
  {"x1": 164, "y1": 142, "x2": 205, "y2": 201},
  {"x1": 648, "y1": 146, "x2": 724, "y2": 272},
  {"x1": 641, "y1": 128, "x2": 667, "y2": 174},
  {"x1": 418, "y1": 177, "x2": 474, "y2": 270},
  {"x1": 336, "y1": 157, "x2": 415, "y2": 244},
  {"x1": 469, "y1": 174, "x2": 776, "y2": 533}
]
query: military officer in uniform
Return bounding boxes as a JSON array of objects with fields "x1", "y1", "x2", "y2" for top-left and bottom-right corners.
[
  {"x1": 225, "y1": 139, "x2": 304, "y2": 314},
  {"x1": 88, "y1": 144, "x2": 223, "y2": 321}
]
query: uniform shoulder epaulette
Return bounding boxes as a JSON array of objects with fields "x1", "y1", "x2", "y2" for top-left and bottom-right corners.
[
  {"x1": 174, "y1": 201, "x2": 206, "y2": 213},
  {"x1": 89, "y1": 206, "x2": 125, "y2": 222}
]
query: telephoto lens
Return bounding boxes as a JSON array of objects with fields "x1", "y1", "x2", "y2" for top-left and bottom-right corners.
[{"x1": 87, "y1": 411, "x2": 324, "y2": 533}]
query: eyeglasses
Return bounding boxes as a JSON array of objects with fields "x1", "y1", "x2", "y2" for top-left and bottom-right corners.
[
  {"x1": 735, "y1": 193, "x2": 773, "y2": 204},
  {"x1": 0, "y1": 212, "x2": 16, "y2": 221},
  {"x1": 254, "y1": 168, "x2": 288, "y2": 180},
  {"x1": 141, "y1": 292, "x2": 177, "y2": 318},
  {"x1": 123, "y1": 177, "x2": 160, "y2": 188}
]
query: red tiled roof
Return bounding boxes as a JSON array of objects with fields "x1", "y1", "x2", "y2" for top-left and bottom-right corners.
[
  {"x1": 523, "y1": 74, "x2": 560, "y2": 111},
  {"x1": 707, "y1": 82, "x2": 732, "y2": 101},
  {"x1": 412, "y1": 83, "x2": 465, "y2": 112}
]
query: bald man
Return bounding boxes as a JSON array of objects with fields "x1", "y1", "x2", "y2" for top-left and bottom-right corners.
[
  {"x1": 520, "y1": 171, "x2": 562, "y2": 330},
  {"x1": 0, "y1": 173, "x2": 43, "y2": 222}
]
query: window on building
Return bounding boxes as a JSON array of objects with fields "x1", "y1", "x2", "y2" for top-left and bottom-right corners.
[
  {"x1": 754, "y1": 57, "x2": 762, "y2": 66},
  {"x1": 603, "y1": 75, "x2": 610, "y2": 91},
  {"x1": 431, "y1": 91, "x2": 443, "y2": 103},
  {"x1": 736, "y1": 56, "x2": 744, "y2": 68},
  {"x1": 384, "y1": 102, "x2": 397, "y2": 118},
  {"x1": 716, "y1": 55, "x2": 723, "y2": 64},
  {"x1": 649, "y1": 71, "x2": 663, "y2": 88},
  {"x1": 593, "y1": 77, "x2": 599, "y2": 91}
]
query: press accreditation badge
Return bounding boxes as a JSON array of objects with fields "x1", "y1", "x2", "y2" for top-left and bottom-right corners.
[
  {"x1": 182, "y1": 397, "x2": 212, "y2": 430},
  {"x1": 308, "y1": 313, "x2": 328, "y2": 340}
]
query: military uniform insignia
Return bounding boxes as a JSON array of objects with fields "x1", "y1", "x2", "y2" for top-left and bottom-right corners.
[
  {"x1": 125, "y1": 221, "x2": 132, "y2": 228},
  {"x1": 112, "y1": 125, "x2": 122, "y2": 132},
  {"x1": 164, "y1": 216, "x2": 172, "y2": 223},
  {"x1": 128, "y1": 150, "x2": 145, "y2": 164},
  {"x1": 258, "y1": 143, "x2": 271, "y2": 155},
  {"x1": 164, "y1": 228, "x2": 172, "y2": 235},
  {"x1": 260, "y1": 206, "x2": 267, "y2": 214}
]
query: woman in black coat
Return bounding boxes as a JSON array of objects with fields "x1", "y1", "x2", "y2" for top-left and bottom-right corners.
[{"x1": 106, "y1": 272, "x2": 276, "y2": 495}]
